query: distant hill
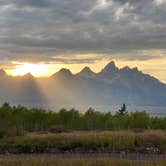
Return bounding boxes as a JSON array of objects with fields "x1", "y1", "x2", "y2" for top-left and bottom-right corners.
[{"x1": 0, "y1": 61, "x2": 166, "y2": 107}]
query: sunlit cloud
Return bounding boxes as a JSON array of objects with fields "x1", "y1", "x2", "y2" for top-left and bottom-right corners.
[
  {"x1": 7, "y1": 62, "x2": 50, "y2": 77},
  {"x1": 0, "y1": 0, "x2": 165, "y2": 83},
  {"x1": 154, "y1": 0, "x2": 166, "y2": 5},
  {"x1": 3, "y1": 51, "x2": 165, "y2": 84}
]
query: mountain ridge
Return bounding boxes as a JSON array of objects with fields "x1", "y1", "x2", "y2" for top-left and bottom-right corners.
[
  {"x1": 0, "y1": 61, "x2": 165, "y2": 85},
  {"x1": 0, "y1": 61, "x2": 165, "y2": 107}
]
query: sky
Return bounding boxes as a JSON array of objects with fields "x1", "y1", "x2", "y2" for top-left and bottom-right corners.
[{"x1": 0, "y1": 0, "x2": 166, "y2": 83}]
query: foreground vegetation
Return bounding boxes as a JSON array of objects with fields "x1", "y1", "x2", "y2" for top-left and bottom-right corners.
[
  {"x1": 0, "y1": 130, "x2": 165, "y2": 154},
  {"x1": 0, "y1": 155, "x2": 165, "y2": 166},
  {"x1": 0, "y1": 103, "x2": 165, "y2": 138},
  {"x1": 0, "y1": 103, "x2": 165, "y2": 155}
]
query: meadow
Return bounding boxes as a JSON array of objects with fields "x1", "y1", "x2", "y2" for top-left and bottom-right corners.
[
  {"x1": 0, "y1": 103, "x2": 165, "y2": 165},
  {"x1": 0, "y1": 130, "x2": 165, "y2": 154},
  {"x1": 0, "y1": 155, "x2": 165, "y2": 166}
]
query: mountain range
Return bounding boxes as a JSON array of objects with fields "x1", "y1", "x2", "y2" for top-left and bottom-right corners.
[{"x1": 0, "y1": 61, "x2": 166, "y2": 108}]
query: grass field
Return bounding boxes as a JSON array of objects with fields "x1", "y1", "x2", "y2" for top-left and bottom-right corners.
[
  {"x1": 0, "y1": 155, "x2": 165, "y2": 166},
  {"x1": 0, "y1": 130, "x2": 165, "y2": 165},
  {"x1": 0, "y1": 130, "x2": 165, "y2": 154}
]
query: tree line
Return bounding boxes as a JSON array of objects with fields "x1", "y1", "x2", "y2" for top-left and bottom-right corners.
[{"x1": 0, "y1": 103, "x2": 165, "y2": 137}]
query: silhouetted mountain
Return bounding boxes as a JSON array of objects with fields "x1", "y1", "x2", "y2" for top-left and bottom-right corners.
[
  {"x1": 100, "y1": 61, "x2": 119, "y2": 74},
  {"x1": 76, "y1": 67, "x2": 96, "y2": 78},
  {"x1": 48, "y1": 61, "x2": 166, "y2": 106},
  {"x1": 0, "y1": 61, "x2": 166, "y2": 107},
  {"x1": 51, "y1": 68, "x2": 73, "y2": 79},
  {"x1": 0, "y1": 72, "x2": 46, "y2": 107}
]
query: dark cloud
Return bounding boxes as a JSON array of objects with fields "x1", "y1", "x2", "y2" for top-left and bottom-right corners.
[{"x1": 0, "y1": 0, "x2": 166, "y2": 63}]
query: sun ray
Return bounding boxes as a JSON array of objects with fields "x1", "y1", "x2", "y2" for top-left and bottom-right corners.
[{"x1": 9, "y1": 62, "x2": 49, "y2": 77}]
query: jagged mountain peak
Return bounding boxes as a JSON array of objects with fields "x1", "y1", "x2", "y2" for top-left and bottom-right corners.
[
  {"x1": 77, "y1": 66, "x2": 95, "y2": 77},
  {"x1": 101, "y1": 61, "x2": 119, "y2": 74},
  {"x1": 132, "y1": 67, "x2": 138, "y2": 71},
  {"x1": 79, "y1": 67, "x2": 93, "y2": 74},
  {"x1": 52, "y1": 68, "x2": 73, "y2": 78},
  {"x1": 120, "y1": 66, "x2": 140, "y2": 74},
  {"x1": 81, "y1": 66, "x2": 92, "y2": 72},
  {"x1": 120, "y1": 66, "x2": 131, "y2": 71},
  {"x1": 58, "y1": 68, "x2": 72, "y2": 75}
]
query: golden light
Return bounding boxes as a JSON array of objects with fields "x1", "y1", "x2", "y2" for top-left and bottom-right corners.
[{"x1": 9, "y1": 62, "x2": 49, "y2": 77}]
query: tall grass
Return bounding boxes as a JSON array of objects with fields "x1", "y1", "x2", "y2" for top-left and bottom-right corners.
[
  {"x1": 0, "y1": 155, "x2": 165, "y2": 166},
  {"x1": 0, "y1": 130, "x2": 165, "y2": 154}
]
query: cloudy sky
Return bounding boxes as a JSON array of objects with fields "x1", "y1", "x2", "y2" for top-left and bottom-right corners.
[{"x1": 0, "y1": 0, "x2": 166, "y2": 82}]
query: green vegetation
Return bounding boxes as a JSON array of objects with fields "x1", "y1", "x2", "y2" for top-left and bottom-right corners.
[
  {"x1": 0, "y1": 155, "x2": 165, "y2": 166},
  {"x1": 0, "y1": 130, "x2": 165, "y2": 154},
  {"x1": 0, "y1": 103, "x2": 165, "y2": 138},
  {"x1": 0, "y1": 103, "x2": 165, "y2": 154},
  {"x1": 0, "y1": 103, "x2": 166, "y2": 138}
]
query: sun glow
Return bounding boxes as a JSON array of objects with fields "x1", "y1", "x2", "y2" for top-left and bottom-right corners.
[{"x1": 9, "y1": 62, "x2": 49, "y2": 77}]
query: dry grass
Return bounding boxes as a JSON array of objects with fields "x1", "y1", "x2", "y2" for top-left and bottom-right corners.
[
  {"x1": 0, "y1": 130, "x2": 165, "y2": 154},
  {"x1": 0, "y1": 155, "x2": 165, "y2": 166},
  {"x1": 27, "y1": 130, "x2": 166, "y2": 138}
]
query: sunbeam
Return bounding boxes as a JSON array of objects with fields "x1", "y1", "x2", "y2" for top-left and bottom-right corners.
[{"x1": 9, "y1": 62, "x2": 49, "y2": 77}]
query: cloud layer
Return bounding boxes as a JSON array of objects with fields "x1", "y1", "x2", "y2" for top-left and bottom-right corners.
[{"x1": 0, "y1": 0, "x2": 166, "y2": 80}]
